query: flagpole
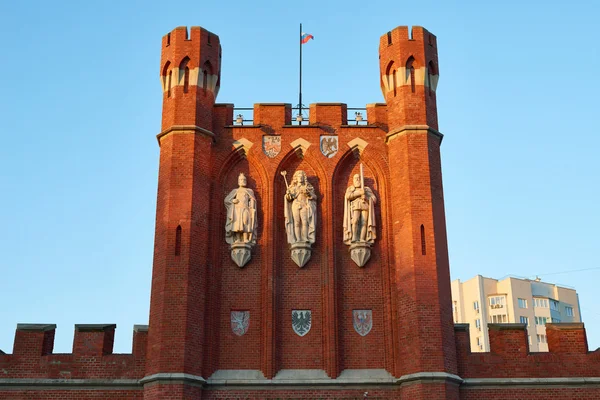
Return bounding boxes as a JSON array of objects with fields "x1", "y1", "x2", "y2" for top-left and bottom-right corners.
[{"x1": 299, "y1": 23, "x2": 303, "y2": 123}]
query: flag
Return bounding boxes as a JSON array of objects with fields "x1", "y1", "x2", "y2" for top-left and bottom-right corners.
[{"x1": 301, "y1": 32, "x2": 314, "y2": 44}]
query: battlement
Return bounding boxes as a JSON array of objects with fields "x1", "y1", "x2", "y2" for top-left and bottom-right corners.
[
  {"x1": 455, "y1": 323, "x2": 600, "y2": 379},
  {"x1": 216, "y1": 102, "x2": 388, "y2": 130},
  {"x1": 161, "y1": 26, "x2": 219, "y2": 51},
  {"x1": 0, "y1": 323, "x2": 147, "y2": 380},
  {"x1": 379, "y1": 26, "x2": 437, "y2": 48}
]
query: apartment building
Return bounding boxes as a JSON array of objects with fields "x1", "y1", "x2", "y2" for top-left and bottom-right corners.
[{"x1": 451, "y1": 275, "x2": 581, "y2": 352}]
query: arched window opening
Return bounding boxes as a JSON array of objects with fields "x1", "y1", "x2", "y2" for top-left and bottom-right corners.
[
  {"x1": 167, "y1": 70, "x2": 172, "y2": 97},
  {"x1": 202, "y1": 61, "x2": 213, "y2": 96},
  {"x1": 420, "y1": 224, "x2": 426, "y2": 255},
  {"x1": 162, "y1": 61, "x2": 171, "y2": 97},
  {"x1": 428, "y1": 61, "x2": 436, "y2": 97},
  {"x1": 175, "y1": 225, "x2": 182, "y2": 256},
  {"x1": 179, "y1": 57, "x2": 190, "y2": 94},
  {"x1": 406, "y1": 57, "x2": 416, "y2": 93},
  {"x1": 385, "y1": 61, "x2": 395, "y2": 96}
]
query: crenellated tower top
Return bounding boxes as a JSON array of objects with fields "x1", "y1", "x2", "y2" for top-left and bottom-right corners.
[
  {"x1": 379, "y1": 26, "x2": 439, "y2": 132},
  {"x1": 159, "y1": 26, "x2": 221, "y2": 132}
]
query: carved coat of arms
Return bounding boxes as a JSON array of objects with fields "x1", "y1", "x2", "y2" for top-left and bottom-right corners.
[
  {"x1": 353, "y1": 310, "x2": 372, "y2": 336},
  {"x1": 320, "y1": 136, "x2": 338, "y2": 158},
  {"x1": 263, "y1": 136, "x2": 281, "y2": 158},
  {"x1": 292, "y1": 310, "x2": 311, "y2": 337},
  {"x1": 231, "y1": 311, "x2": 250, "y2": 336}
]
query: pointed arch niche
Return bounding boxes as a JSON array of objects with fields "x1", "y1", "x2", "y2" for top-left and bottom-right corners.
[
  {"x1": 208, "y1": 153, "x2": 265, "y2": 372},
  {"x1": 273, "y1": 149, "x2": 326, "y2": 372},
  {"x1": 332, "y1": 151, "x2": 387, "y2": 371}
]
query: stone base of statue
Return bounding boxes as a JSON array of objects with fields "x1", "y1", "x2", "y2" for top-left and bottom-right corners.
[
  {"x1": 349, "y1": 242, "x2": 371, "y2": 267},
  {"x1": 290, "y1": 242, "x2": 312, "y2": 268},
  {"x1": 231, "y1": 243, "x2": 252, "y2": 268}
]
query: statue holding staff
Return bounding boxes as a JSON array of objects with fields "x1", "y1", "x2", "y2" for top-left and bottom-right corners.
[
  {"x1": 283, "y1": 170, "x2": 317, "y2": 245},
  {"x1": 344, "y1": 164, "x2": 376, "y2": 244}
]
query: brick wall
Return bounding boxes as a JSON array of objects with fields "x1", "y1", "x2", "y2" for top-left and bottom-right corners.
[{"x1": 3, "y1": 25, "x2": 600, "y2": 400}]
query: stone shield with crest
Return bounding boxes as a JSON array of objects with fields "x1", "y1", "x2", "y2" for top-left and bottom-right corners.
[
  {"x1": 263, "y1": 136, "x2": 281, "y2": 158},
  {"x1": 320, "y1": 135, "x2": 338, "y2": 158},
  {"x1": 231, "y1": 311, "x2": 250, "y2": 336},
  {"x1": 292, "y1": 310, "x2": 311, "y2": 337},
  {"x1": 353, "y1": 310, "x2": 372, "y2": 336}
]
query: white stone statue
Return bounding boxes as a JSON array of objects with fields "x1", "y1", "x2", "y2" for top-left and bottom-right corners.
[
  {"x1": 281, "y1": 170, "x2": 317, "y2": 267},
  {"x1": 224, "y1": 173, "x2": 257, "y2": 267},
  {"x1": 343, "y1": 164, "x2": 377, "y2": 267}
]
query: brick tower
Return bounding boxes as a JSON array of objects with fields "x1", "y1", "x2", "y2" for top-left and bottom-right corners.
[
  {"x1": 2, "y1": 23, "x2": 600, "y2": 400},
  {"x1": 379, "y1": 26, "x2": 459, "y2": 398},
  {"x1": 143, "y1": 26, "x2": 221, "y2": 399}
]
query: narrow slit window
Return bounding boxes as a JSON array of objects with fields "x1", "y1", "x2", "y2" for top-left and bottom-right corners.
[
  {"x1": 387, "y1": 31, "x2": 392, "y2": 45},
  {"x1": 175, "y1": 225, "x2": 182, "y2": 256},
  {"x1": 406, "y1": 57, "x2": 416, "y2": 94},
  {"x1": 427, "y1": 69, "x2": 432, "y2": 97},
  {"x1": 420, "y1": 224, "x2": 426, "y2": 255},
  {"x1": 392, "y1": 70, "x2": 397, "y2": 97},
  {"x1": 183, "y1": 67, "x2": 190, "y2": 93},
  {"x1": 167, "y1": 71, "x2": 172, "y2": 97},
  {"x1": 203, "y1": 70, "x2": 208, "y2": 95},
  {"x1": 166, "y1": 33, "x2": 171, "y2": 46}
]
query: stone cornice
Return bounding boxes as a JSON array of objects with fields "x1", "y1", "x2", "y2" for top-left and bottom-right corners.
[
  {"x1": 396, "y1": 372, "x2": 463, "y2": 386},
  {"x1": 462, "y1": 377, "x2": 600, "y2": 388},
  {"x1": 139, "y1": 373, "x2": 206, "y2": 387},
  {"x1": 3, "y1": 374, "x2": 600, "y2": 391},
  {"x1": 0, "y1": 378, "x2": 141, "y2": 390},
  {"x1": 157, "y1": 125, "x2": 215, "y2": 145},
  {"x1": 16, "y1": 324, "x2": 56, "y2": 332},
  {"x1": 386, "y1": 124, "x2": 443, "y2": 144}
]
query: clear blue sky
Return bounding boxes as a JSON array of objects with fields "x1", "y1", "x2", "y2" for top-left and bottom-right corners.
[{"x1": 1, "y1": 0, "x2": 599, "y2": 354}]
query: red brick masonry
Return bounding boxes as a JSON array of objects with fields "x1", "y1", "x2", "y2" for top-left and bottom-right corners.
[{"x1": 1, "y1": 25, "x2": 599, "y2": 400}]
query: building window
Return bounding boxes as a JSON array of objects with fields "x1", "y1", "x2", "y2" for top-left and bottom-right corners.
[
  {"x1": 452, "y1": 300, "x2": 458, "y2": 322},
  {"x1": 537, "y1": 334, "x2": 547, "y2": 344},
  {"x1": 406, "y1": 57, "x2": 416, "y2": 93},
  {"x1": 490, "y1": 314, "x2": 507, "y2": 323},
  {"x1": 552, "y1": 318, "x2": 561, "y2": 323},
  {"x1": 518, "y1": 298, "x2": 527, "y2": 309},
  {"x1": 489, "y1": 296, "x2": 505, "y2": 309},
  {"x1": 535, "y1": 316, "x2": 548, "y2": 325},
  {"x1": 534, "y1": 298, "x2": 549, "y2": 308},
  {"x1": 550, "y1": 300, "x2": 559, "y2": 311},
  {"x1": 476, "y1": 336, "x2": 482, "y2": 350},
  {"x1": 566, "y1": 306, "x2": 574, "y2": 317},
  {"x1": 473, "y1": 301, "x2": 480, "y2": 312},
  {"x1": 520, "y1": 316, "x2": 529, "y2": 326},
  {"x1": 475, "y1": 318, "x2": 481, "y2": 331},
  {"x1": 175, "y1": 225, "x2": 182, "y2": 256},
  {"x1": 420, "y1": 224, "x2": 426, "y2": 255}
]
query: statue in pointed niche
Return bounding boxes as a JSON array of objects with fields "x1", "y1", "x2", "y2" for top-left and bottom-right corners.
[
  {"x1": 224, "y1": 173, "x2": 257, "y2": 267},
  {"x1": 343, "y1": 164, "x2": 377, "y2": 267},
  {"x1": 282, "y1": 169, "x2": 317, "y2": 267}
]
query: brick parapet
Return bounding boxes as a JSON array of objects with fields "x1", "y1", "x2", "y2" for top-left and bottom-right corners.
[
  {"x1": 0, "y1": 324, "x2": 147, "y2": 380},
  {"x1": 455, "y1": 323, "x2": 600, "y2": 379}
]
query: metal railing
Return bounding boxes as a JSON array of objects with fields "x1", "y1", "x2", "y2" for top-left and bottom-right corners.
[{"x1": 231, "y1": 107, "x2": 369, "y2": 126}]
